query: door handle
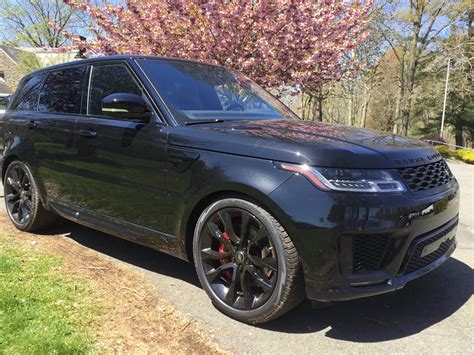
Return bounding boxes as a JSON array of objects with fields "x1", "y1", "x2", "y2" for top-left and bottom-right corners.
[
  {"x1": 26, "y1": 120, "x2": 37, "y2": 129},
  {"x1": 79, "y1": 129, "x2": 97, "y2": 138}
]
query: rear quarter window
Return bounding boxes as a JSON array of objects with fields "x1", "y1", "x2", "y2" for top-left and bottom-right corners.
[{"x1": 11, "y1": 74, "x2": 46, "y2": 111}]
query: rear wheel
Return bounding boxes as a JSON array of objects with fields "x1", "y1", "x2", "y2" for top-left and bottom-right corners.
[
  {"x1": 4, "y1": 161, "x2": 57, "y2": 232},
  {"x1": 193, "y1": 198, "x2": 304, "y2": 324}
]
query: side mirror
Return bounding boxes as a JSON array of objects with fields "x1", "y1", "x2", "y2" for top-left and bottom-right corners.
[{"x1": 101, "y1": 93, "x2": 152, "y2": 122}]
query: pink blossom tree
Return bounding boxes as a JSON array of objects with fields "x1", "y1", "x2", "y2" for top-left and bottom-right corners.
[{"x1": 64, "y1": 0, "x2": 372, "y2": 119}]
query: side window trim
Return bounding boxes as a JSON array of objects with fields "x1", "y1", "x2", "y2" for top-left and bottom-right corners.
[
  {"x1": 79, "y1": 64, "x2": 89, "y2": 115},
  {"x1": 86, "y1": 64, "x2": 93, "y2": 116}
]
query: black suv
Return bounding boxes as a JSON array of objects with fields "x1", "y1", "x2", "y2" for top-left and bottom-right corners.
[{"x1": 0, "y1": 56, "x2": 459, "y2": 324}]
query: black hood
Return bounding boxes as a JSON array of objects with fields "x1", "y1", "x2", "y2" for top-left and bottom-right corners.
[{"x1": 168, "y1": 120, "x2": 441, "y2": 169}]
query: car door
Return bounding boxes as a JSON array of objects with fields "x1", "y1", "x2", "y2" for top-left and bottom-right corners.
[
  {"x1": 29, "y1": 66, "x2": 86, "y2": 205},
  {"x1": 73, "y1": 62, "x2": 169, "y2": 243}
]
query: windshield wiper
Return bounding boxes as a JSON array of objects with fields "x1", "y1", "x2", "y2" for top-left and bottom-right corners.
[{"x1": 185, "y1": 119, "x2": 225, "y2": 125}]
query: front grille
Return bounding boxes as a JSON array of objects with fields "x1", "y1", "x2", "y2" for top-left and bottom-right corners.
[
  {"x1": 398, "y1": 160, "x2": 453, "y2": 192},
  {"x1": 402, "y1": 220, "x2": 458, "y2": 274},
  {"x1": 352, "y1": 235, "x2": 392, "y2": 273}
]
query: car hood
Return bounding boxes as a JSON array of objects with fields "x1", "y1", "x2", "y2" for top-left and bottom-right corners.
[{"x1": 168, "y1": 119, "x2": 441, "y2": 168}]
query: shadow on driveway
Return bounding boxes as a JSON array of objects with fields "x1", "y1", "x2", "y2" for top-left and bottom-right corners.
[
  {"x1": 45, "y1": 220, "x2": 472, "y2": 343},
  {"x1": 262, "y1": 257, "x2": 472, "y2": 341},
  {"x1": 45, "y1": 220, "x2": 201, "y2": 287}
]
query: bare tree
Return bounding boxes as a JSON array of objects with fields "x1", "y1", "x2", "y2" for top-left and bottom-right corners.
[
  {"x1": 320, "y1": 12, "x2": 385, "y2": 128},
  {"x1": 0, "y1": 0, "x2": 89, "y2": 48},
  {"x1": 375, "y1": 0, "x2": 466, "y2": 135}
]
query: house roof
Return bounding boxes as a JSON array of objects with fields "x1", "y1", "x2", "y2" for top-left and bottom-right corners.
[
  {"x1": 0, "y1": 78, "x2": 12, "y2": 95},
  {"x1": 0, "y1": 45, "x2": 23, "y2": 64}
]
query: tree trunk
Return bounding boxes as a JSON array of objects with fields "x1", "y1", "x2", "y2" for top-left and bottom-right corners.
[
  {"x1": 401, "y1": 60, "x2": 417, "y2": 135},
  {"x1": 301, "y1": 94, "x2": 314, "y2": 120},
  {"x1": 454, "y1": 120, "x2": 464, "y2": 148},
  {"x1": 361, "y1": 93, "x2": 370, "y2": 128},
  {"x1": 301, "y1": 92, "x2": 323, "y2": 121},
  {"x1": 394, "y1": 56, "x2": 405, "y2": 135},
  {"x1": 301, "y1": 94, "x2": 309, "y2": 120},
  {"x1": 348, "y1": 92, "x2": 355, "y2": 126},
  {"x1": 401, "y1": 2, "x2": 423, "y2": 136},
  {"x1": 316, "y1": 94, "x2": 323, "y2": 122}
]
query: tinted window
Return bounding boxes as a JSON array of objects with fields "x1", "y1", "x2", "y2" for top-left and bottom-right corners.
[
  {"x1": 12, "y1": 74, "x2": 46, "y2": 111},
  {"x1": 88, "y1": 64, "x2": 142, "y2": 117},
  {"x1": 138, "y1": 59, "x2": 298, "y2": 123},
  {"x1": 38, "y1": 67, "x2": 86, "y2": 114}
]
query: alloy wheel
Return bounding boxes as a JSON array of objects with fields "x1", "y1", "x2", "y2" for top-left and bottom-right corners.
[
  {"x1": 198, "y1": 207, "x2": 278, "y2": 310},
  {"x1": 5, "y1": 164, "x2": 33, "y2": 225}
]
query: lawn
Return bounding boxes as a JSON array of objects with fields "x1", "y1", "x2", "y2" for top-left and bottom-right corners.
[
  {"x1": 0, "y1": 236, "x2": 97, "y2": 354},
  {"x1": 0, "y1": 214, "x2": 225, "y2": 354}
]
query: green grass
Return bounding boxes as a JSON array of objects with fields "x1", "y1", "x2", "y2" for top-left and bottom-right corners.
[{"x1": 0, "y1": 238, "x2": 98, "y2": 354}]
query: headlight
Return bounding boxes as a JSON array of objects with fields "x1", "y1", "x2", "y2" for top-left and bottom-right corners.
[{"x1": 275, "y1": 163, "x2": 405, "y2": 193}]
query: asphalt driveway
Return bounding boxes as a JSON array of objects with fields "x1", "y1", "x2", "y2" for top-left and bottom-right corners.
[{"x1": 1, "y1": 161, "x2": 472, "y2": 354}]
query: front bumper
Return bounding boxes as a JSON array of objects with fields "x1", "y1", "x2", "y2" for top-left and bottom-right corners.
[
  {"x1": 269, "y1": 175, "x2": 460, "y2": 302},
  {"x1": 306, "y1": 218, "x2": 457, "y2": 301}
]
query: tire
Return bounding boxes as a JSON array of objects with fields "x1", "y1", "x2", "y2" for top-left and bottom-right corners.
[
  {"x1": 4, "y1": 160, "x2": 57, "y2": 232},
  {"x1": 193, "y1": 198, "x2": 304, "y2": 324}
]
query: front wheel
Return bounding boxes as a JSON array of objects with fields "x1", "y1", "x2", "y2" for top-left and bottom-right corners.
[
  {"x1": 193, "y1": 198, "x2": 304, "y2": 324},
  {"x1": 4, "y1": 161, "x2": 57, "y2": 232}
]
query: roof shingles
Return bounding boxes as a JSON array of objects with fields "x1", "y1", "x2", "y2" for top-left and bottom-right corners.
[{"x1": 0, "y1": 45, "x2": 22, "y2": 63}]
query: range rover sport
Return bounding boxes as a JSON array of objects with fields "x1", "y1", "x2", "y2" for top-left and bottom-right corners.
[{"x1": 0, "y1": 56, "x2": 459, "y2": 324}]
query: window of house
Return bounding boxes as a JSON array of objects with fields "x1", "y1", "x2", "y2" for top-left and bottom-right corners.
[
  {"x1": 88, "y1": 64, "x2": 142, "y2": 117},
  {"x1": 38, "y1": 66, "x2": 86, "y2": 114},
  {"x1": 0, "y1": 72, "x2": 5, "y2": 80}
]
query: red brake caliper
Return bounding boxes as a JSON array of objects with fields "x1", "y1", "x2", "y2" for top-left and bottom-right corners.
[{"x1": 219, "y1": 232, "x2": 233, "y2": 279}]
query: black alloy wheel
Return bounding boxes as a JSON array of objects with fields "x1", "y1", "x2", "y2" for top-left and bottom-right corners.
[
  {"x1": 193, "y1": 198, "x2": 304, "y2": 324},
  {"x1": 200, "y1": 207, "x2": 278, "y2": 310},
  {"x1": 4, "y1": 161, "x2": 57, "y2": 232},
  {"x1": 5, "y1": 163, "x2": 33, "y2": 225}
]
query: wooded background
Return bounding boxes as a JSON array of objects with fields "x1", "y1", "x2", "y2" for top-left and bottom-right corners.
[{"x1": 1, "y1": 0, "x2": 472, "y2": 147}]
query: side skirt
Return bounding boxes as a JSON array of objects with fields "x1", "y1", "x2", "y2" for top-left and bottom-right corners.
[{"x1": 49, "y1": 201, "x2": 188, "y2": 261}]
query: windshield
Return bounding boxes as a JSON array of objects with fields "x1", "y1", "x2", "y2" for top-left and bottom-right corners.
[{"x1": 137, "y1": 59, "x2": 298, "y2": 123}]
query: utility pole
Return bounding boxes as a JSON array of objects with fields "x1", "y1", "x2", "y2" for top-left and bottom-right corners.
[{"x1": 440, "y1": 58, "x2": 451, "y2": 138}]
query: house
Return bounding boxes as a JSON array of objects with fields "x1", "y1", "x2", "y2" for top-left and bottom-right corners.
[
  {"x1": 0, "y1": 46, "x2": 23, "y2": 97},
  {"x1": 0, "y1": 78, "x2": 12, "y2": 98},
  {"x1": 0, "y1": 45, "x2": 79, "y2": 95}
]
